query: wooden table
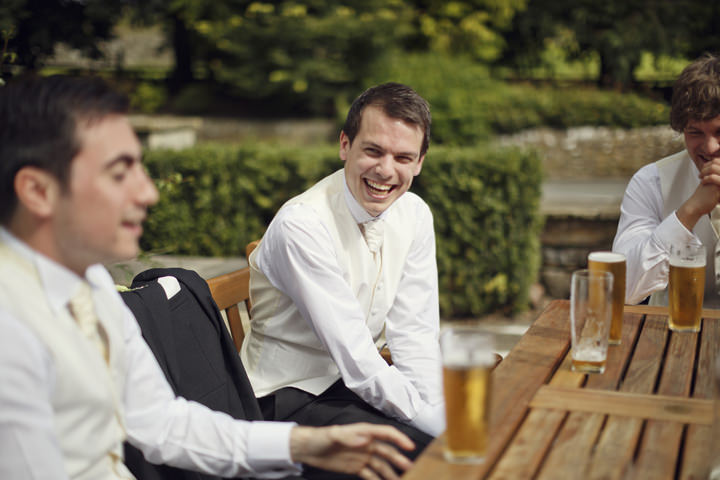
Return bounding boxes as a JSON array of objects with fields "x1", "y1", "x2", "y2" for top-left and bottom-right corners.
[{"x1": 403, "y1": 300, "x2": 720, "y2": 479}]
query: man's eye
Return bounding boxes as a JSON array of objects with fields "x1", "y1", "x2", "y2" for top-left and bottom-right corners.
[
  {"x1": 110, "y1": 166, "x2": 129, "y2": 181},
  {"x1": 365, "y1": 148, "x2": 381, "y2": 156}
]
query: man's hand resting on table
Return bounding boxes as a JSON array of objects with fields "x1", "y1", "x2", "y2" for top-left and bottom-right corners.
[{"x1": 290, "y1": 423, "x2": 415, "y2": 480}]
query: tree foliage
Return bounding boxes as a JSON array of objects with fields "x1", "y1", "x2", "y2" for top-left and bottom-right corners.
[
  {"x1": 502, "y1": 0, "x2": 719, "y2": 89},
  {"x1": 405, "y1": 0, "x2": 527, "y2": 62},
  {"x1": 124, "y1": 0, "x2": 528, "y2": 113},
  {"x1": 193, "y1": 1, "x2": 415, "y2": 114},
  {"x1": 0, "y1": 0, "x2": 122, "y2": 73}
]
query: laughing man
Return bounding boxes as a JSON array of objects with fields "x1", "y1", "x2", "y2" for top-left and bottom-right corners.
[
  {"x1": 241, "y1": 83, "x2": 444, "y2": 463},
  {"x1": 613, "y1": 53, "x2": 720, "y2": 307}
]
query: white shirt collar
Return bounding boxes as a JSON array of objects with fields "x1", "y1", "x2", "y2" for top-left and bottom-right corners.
[
  {"x1": 341, "y1": 170, "x2": 392, "y2": 224},
  {"x1": 0, "y1": 227, "x2": 108, "y2": 315}
]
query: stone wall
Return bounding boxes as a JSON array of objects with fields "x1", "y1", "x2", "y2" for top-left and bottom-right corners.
[{"x1": 497, "y1": 125, "x2": 684, "y2": 180}]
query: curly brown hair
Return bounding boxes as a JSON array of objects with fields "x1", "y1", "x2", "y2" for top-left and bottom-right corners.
[{"x1": 670, "y1": 53, "x2": 720, "y2": 132}]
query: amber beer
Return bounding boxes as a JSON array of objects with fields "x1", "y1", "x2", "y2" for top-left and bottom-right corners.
[
  {"x1": 668, "y1": 246, "x2": 705, "y2": 332},
  {"x1": 440, "y1": 327, "x2": 494, "y2": 463},
  {"x1": 442, "y1": 365, "x2": 491, "y2": 461},
  {"x1": 588, "y1": 252, "x2": 626, "y2": 345}
]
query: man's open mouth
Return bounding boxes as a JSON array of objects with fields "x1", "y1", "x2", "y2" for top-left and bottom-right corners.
[{"x1": 365, "y1": 179, "x2": 395, "y2": 195}]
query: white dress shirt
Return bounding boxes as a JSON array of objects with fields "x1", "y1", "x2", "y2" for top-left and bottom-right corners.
[
  {"x1": 0, "y1": 228, "x2": 300, "y2": 479},
  {"x1": 612, "y1": 161, "x2": 704, "y2": 304},
  {"x1": 247, "y1": 175, "x2": 444, "y2": 436}
]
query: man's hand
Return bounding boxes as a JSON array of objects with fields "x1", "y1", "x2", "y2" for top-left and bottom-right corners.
[
  {"x1": 677, "y1": 159, "x2": 720, "y2": 230},
  {"x1": 290, "y1": 423, "x2": 415, "y2": 480}
]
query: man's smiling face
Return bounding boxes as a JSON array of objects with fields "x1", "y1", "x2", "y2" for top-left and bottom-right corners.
[
  {"x1": 340, "y1": 105, "x2": 425, "y2": 217},
  {"x1": 684, "y1": 115, "x2": 720, "y2": 172}
]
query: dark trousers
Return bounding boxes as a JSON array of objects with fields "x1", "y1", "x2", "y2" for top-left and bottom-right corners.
[{"x1": 259, "y1": 380, "x2": 434, "y2": 480}]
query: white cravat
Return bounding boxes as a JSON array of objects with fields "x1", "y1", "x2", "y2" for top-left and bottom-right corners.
[
  {"x1": 361, "y1": 218, "x2": 385, "y2": 260},
  {"x1": 68, "y1": 281, "x2": 109, "y2": 363}
]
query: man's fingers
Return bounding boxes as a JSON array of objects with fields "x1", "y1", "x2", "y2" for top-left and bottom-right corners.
[
  {"x1": 371, "y1": 440, "x2": 413, "y2": 472},
  {"x1": 359, "y1": 453, "x2": 402, "y2": 480},
  {"x1": 358, "y1": 423, "x2": 416, "y2": 451},
  {"x1": 359, "y1": 465, "x2": 382, "y2": 480},
  {"x1": 700, "y1": 173, "x2": 720, "y2": 184},
  {"x1": 370, "y1": 454, "x2": 402, "y2": 480}
]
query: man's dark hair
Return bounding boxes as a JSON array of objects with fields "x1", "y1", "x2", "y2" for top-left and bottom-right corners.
[
  {"x1": 0, "y1": 74, "x2": 129, "y2": 224},
  {"x1": 342, "y1": 82, "x2": 431, "y2": 156},
  {"x1": 670, "y1": 53, "x2": 720, "y2": 132}
]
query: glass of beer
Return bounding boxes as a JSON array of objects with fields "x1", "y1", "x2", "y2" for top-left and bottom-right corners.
[
  {"x1": 570, "y1": 269, "x2": 613, "y2": 374},
  {"x1": 668, "y1": 244, "x2": 705, "y2": 332},
  {"x1": 440, "y1": 326, "x2": 494, "y2": 463},
  {"x1": 588, "y1": 251, "x2": 626, "y2": 345}
]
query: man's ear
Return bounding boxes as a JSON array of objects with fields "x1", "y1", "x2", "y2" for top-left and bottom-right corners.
[
  {"x1": 14, "y1": 167, "x2": 61, "y2": 219},
  {"x1": 339, "y1": 131, "x2": 350, "y2": 162},
  {"x1": 413, "y1": 154, "x2": 425, "y2": 176}
]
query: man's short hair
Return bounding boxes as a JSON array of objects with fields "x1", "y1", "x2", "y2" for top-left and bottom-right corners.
[
  {"x1": 342, "y1": 82, "x2": 431, "y2": 156},
  {"x1": 670, "y1": 53, "x2": 720, "y2": 132},
  {"x1": 0, "y1": 75, "x2": 129, "y2": 224}
]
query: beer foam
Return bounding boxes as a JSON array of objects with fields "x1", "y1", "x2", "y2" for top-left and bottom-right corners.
[
  {"x1": 669, "y1": 256, "x2": 705, "y2": 268},
  {"x1": 443, "y1": 350, "x2": 496, "y2": 367},
  {"x1": 588, "y1": 251, "x2": 625, "y2": 263}
]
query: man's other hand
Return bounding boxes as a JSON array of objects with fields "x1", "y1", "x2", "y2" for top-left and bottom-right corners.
[
  {"x1": 290, "y1": 423, "x2": 415, "y2": 480},
  {"x1": 677, "y1": 159, "x2": 720, "y2": 230}
]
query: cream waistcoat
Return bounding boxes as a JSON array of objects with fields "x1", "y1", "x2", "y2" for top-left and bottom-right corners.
[
  {"x1": 242, "y1": 170, "x2": 416, "y2": 396},
  {"x1": 652, "y1": 150, "x2": 720, "y2": 307},
  {"x1": 0, "y1": 242, "x2": 132, "y2": 479}
]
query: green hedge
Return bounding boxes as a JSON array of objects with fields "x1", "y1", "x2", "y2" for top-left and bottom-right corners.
[{"x1": 141, "y1": 143, "x2": 542, "y2": 317}]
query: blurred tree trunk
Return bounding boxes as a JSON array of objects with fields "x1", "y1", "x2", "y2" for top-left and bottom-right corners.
[{"x1": 169, "y1": 14, "x2": 193, "y2": 92}]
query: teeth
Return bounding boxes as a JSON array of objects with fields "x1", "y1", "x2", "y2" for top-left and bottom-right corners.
[{"x1": 366, "y1": 179, "x2": 391, "y2": 191}]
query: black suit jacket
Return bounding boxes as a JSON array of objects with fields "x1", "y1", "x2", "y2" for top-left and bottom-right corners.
[{"x1": 120, "y1": 268, "x2": 262, "y2": 480}]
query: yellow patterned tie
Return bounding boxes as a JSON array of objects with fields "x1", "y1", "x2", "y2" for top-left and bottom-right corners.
[{"x1": 69, "y1": 281, "x2": 109, "y2": 363}]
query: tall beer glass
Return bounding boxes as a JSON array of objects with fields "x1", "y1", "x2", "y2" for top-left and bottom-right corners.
[
  {"x1": 588, "y1": 251, "x2": 626, "y2": 345},
  {"x1": 440, "y1": 326, "x2": 494, "y2": 463},
  {"x1": 571, "y1": 269, "x2": 613, "y2": 374},
  {"x1": 668, "y1": 244, "x2": 705, "y2": 332}
]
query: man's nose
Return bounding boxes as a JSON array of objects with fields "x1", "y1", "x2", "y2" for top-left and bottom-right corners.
[
  {"x1": 375, "y1": 154, "x2": 394, "y2": 178},
  {"x1": 705, "y1": 135, "x2": 720, "y2": 154},
  {"x1": 136, "y1": 169, "x2": 159, "y2": 207}
]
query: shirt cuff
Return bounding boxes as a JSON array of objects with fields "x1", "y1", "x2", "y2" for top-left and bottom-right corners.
[
  {"x1": 658, "y1": 212, "x2": 702, "y2": 251},
  {"x1": 409, "y1": 402, "x2": 446, "y2": 437},
  {"x1": 246, "y1": 421, "x2": 302, "y2": 477}
]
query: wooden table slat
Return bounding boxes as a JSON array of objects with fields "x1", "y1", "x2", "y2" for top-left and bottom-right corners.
[
  {"x1": 633, "y1": 326, "x2": 699, "y2": 478},
  {"x1": 618, "y1": 315, "x2": 669, "y2": 394},
  {"x1": 530, "y1": 385, "x2": 712, "y2": 424},
  {"x1": 487, "y1": 359, "x2": 583, "y2": 479},
  {"x1": 534, "y1": 312, "x2": 646, "y2": 479},
  {"x1": 624, "y1": 304, "x2": 720, "y2": 319},
  {"x1": 681, "y1": 318, "x2": 720, "y2": 478},
  {"x1": 585, "y1": 312, "x2": 644, "y2": 391},
  {"x1": 587, "y1": 313, "x2": 670, "y2": 480},
  {"x1": 536, "y1": 412, "x2": 606, "y2": 480}
]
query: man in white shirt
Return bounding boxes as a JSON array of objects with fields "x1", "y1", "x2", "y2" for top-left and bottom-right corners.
[
  {"x1": 613, "y1": 53, "x2": 720, "y2": 307},
  {"x1": 241, "y1": 83, "x2": 443, "y2": 460},
  {"x1": 0, "y1": 74, "x2": 414, "y2": 480}
]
